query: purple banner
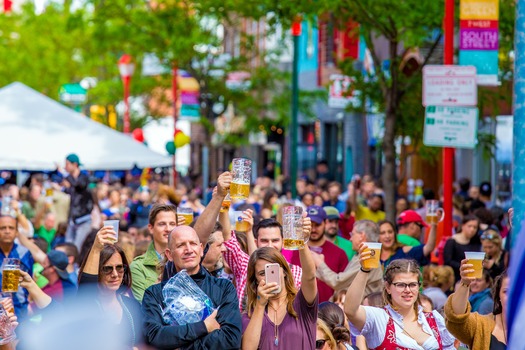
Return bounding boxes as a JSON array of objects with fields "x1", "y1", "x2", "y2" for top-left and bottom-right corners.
[
  {"x1": 181, "y1": 92, "x2": 199, "y2": 105},
  {"x1": 460, "y1": 28, "x2": 499, "y2": 50}
]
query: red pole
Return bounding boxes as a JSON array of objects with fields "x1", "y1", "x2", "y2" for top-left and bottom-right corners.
[
  {"x1": 442, "y1": 0, "x2": 455, "y2": 251},
  {"x1": 172, "y1": 64, "x2": 178, "y2": 188},
  {"x1": 123, "y1": 76, "x2": 131, "y2": 134}
]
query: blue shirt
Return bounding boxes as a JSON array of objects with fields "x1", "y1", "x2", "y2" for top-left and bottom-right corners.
[
  {"x1": 0, "y1": 242, "x2": 34, "y2": 319},
  {"x1": 381, "y1": 244, "x2": 429, "y2": 269}
]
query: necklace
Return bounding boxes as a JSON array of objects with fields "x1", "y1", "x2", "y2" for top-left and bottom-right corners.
[{"x1": 268, "y1": 297, "x2": 287, "y2": 346}]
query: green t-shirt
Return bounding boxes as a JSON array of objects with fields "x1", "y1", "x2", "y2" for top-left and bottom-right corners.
[
  {"x1": 397, "y1": 234, "x2": 421, "y2": 247},
  {"x1": 35, "y1": 226, "x2": 57, "y2": 248},
  {"x1": 333, "y1": 236, "x2": 356, "y2": 261}
]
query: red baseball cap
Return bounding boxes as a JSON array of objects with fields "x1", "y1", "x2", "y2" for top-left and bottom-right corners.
[{"x1": 397, "y1": 210, "x2": 429, "y2": 228}]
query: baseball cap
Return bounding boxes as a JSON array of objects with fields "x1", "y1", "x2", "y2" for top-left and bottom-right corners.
[
  {"x1": 65, "y1": 153, "x2": 82, "y2": 166},
  {"x1": 47, "y1": 250, "x2": 70, "y2": 281},
  {"x1": 397, "y1": 210, "x2": 429, "y2": 228},
  {"x1": 323, "y1": 206, "x2": 340, "y2": 220},
  {"x1": 479, "y1": 181, "x2": 492, "y2": 196},
  {"x1": 306, "y1": 205, "x2": 327, "y2": 224}
]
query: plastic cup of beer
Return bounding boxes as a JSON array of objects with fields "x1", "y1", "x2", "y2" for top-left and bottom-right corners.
[
  {"x1": 230, "y1": 158, "x2": 251, "y2": 200},
  {"x1": 233, "y1": 211, "x2": 250, "y2": 232},
  {"x1": 220, "y1": 193, "x2": 231, "y2": 213},
  {"x1": 0, "y1": 302, "x2": 16, "y2": 345},
  {"x1": 362, "y1": 243, "x2": 382, "y2": 269},
  {"x1": 282, "y1": 206, "x2": 305, "y2": 250},
  {"x1": 177, "y1": 207, "x2": 194, "y2": 225},
  {"x1": 465, "y1": 251, "x2": 485, "y2": 279},
  {"x1": 1, "y1": 259, "x2": 20, "y2": 293},
  {"x1": 0, "y1": 197, "x2": 12, "y2": 217},
  {"x1": 425, "y1": 200, "x2": 444, "y2": 224},
  {"x1": 103, "y1": 220, "x2": 119, "y2": 243}
]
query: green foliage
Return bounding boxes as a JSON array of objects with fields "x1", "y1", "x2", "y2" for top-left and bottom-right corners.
[
  {"x1": 1, "y1": 0, "x2": 318, "y2": 143},
  {"x1": 0, "y1": 2, "x2": 92, "y2": 95}
]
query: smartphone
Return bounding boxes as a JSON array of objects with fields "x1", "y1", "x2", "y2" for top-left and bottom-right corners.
[{"x1": 265, "y1": 263, "x2": 282, "y2": 294}]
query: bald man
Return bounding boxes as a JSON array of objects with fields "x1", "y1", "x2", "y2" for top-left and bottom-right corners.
[{"x1": 142, "y1": 226, "x2": 241, "y2": 349}]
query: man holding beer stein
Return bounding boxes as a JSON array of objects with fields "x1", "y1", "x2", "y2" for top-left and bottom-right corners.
[{"x1": 0, "y1": 215, "x2": 33, "y2": 319}]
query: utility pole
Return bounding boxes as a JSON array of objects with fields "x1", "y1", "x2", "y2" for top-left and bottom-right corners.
[
  {"x1": 442, "y1": 0, "x2": 455, "y2": 240},
  {"x1": 290, "y1": 18, "x2": 301, "y2": 199}
]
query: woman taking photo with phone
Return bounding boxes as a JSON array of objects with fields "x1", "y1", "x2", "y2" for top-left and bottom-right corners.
[
  {"x1": 242, "y1": 244, "x2": 317, "y2": 349},
  {"x1": 344, "y1": 245, "x2": 456, "y2": 349}
]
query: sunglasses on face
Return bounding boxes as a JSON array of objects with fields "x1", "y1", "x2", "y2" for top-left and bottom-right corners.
[
  {"x1": 316, "y1": 339, "x2": 328, "y2": 349},
  {"x1": 102, "y1": 264, "x2": 126, "y2": 275}
]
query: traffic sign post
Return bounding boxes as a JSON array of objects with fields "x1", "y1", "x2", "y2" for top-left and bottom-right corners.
[
  {"x1": 423, "y1": 106, "x2": 479, "y2": 149},
  {"x1": 422, "y1": 65, "x2": 477, "y2": 106}
]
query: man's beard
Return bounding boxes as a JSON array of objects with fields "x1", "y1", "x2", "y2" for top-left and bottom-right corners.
[
  {"x1": 325, "y1": 230, "x2": 338, "y2": 239},
  {"x1": 309, "y1": 231, "x2": 325, "y2": 242}
]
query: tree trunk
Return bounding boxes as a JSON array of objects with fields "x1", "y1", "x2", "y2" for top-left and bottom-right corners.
[{"x1": 382, "y1": 40, "x2": 400, "y2": 222}]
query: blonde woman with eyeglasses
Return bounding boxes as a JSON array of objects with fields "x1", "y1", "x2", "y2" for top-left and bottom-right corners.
[{"x1": 344, "y1": 251, "x2": 456, "y2": 349}]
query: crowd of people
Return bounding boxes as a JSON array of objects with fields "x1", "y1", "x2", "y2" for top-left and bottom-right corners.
[{"x1": 0, "y1": 154, "x2": 513, "y2": 349}]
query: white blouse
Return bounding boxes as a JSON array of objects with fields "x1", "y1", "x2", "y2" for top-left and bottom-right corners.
[{"x1": 350, "y1": 304, "x2": 456, "y2": 349}]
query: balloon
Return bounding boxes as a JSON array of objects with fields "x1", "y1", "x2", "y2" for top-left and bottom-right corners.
[
  {"x1": 174, "y1": 131, "x2": 191, "y2": 148},
  {"x1": 165, "y1": 141, "x2": 176, "y2": 155},
  {"x1": 174, "y1": 129, "x2": 183, "y2": 137},
  {"x1": 132, "y1": 128, "x2": 145, "y2": 142}
]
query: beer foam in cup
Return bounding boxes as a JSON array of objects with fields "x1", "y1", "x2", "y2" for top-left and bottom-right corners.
[
  {"x1": 364, "y1": 242, "x2": 382, "y2": 250},
  {"x1": 464, "y1": 251, "x2": 485, "y2": 260},
  {"x1": 362, "y1": 242, "x2": 382, "y2": 269}
]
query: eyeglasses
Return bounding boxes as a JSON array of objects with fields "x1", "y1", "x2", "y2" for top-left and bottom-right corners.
[
  {"x1": 102, "y1": 264, "x2": 126, "y2": 275},
  {"x1": 315, "y1": 339, "x2": 328, "y2": 349},
  {"x1": 391, "y1": 282, "x2": 420, "y2": 291}
]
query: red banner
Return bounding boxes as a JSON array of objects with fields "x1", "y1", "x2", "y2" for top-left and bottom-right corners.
[
  {"x1": 3, "y1": 0, "x2": 12, "y2": 12},
  {"x1": 460, "y1": 19, "x2": 499, "y2": 29}
]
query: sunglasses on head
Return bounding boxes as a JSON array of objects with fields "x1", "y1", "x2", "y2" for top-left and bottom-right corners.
[
  {"x1": 102, "y1": 264, "x2": 126, "y2": 275},
  {"x1": 316, "y1": 339, "x2": 328, "y2": 349},
  {"x1": 481, "y1": 232, "x2": 496, "y2": 240}
]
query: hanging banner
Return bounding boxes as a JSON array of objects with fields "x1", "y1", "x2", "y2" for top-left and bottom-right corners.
[{"x1": 459, "y1": 0, "x2": 499, "y2": 86}]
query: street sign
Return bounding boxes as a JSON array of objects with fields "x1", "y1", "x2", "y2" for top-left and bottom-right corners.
[
  {"x1": 423, "y1": 106, "x2": 479, "y2": 149},
  {"x1": 422, "y1": 65, "x2": 478, "y2": 106},
  {"x1": 59, "y1": 83, "x2": 87, "y2": 105}
]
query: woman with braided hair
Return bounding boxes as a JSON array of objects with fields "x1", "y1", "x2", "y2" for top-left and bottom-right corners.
[
  {"x1": 319, "y1": 301, "x2": 357, "y2": 350},
  {"x1": 344, "y1": 247, "x2": 456, "y2": 350}
]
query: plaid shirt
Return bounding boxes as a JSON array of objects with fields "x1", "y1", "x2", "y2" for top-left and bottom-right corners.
[
  {"x1": 0, "y1": 242, "x2": 34, "y2": 319},
  {"x1": 223, "y1": 231, "x2": 302, "y2": 310}
]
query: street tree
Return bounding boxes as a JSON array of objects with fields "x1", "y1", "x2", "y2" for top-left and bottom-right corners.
[{"x1": 317, "y1": 0, "x2": 515, "y2": 221}]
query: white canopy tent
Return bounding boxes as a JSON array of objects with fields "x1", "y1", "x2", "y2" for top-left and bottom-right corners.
[{"x1": 0, "y1": 82, "x2": 173, "y2": 171}]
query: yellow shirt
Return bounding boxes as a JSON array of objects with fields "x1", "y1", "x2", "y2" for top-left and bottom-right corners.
[{"x1": 355, "y1": 204, "x2": 386, "y2": 222}]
